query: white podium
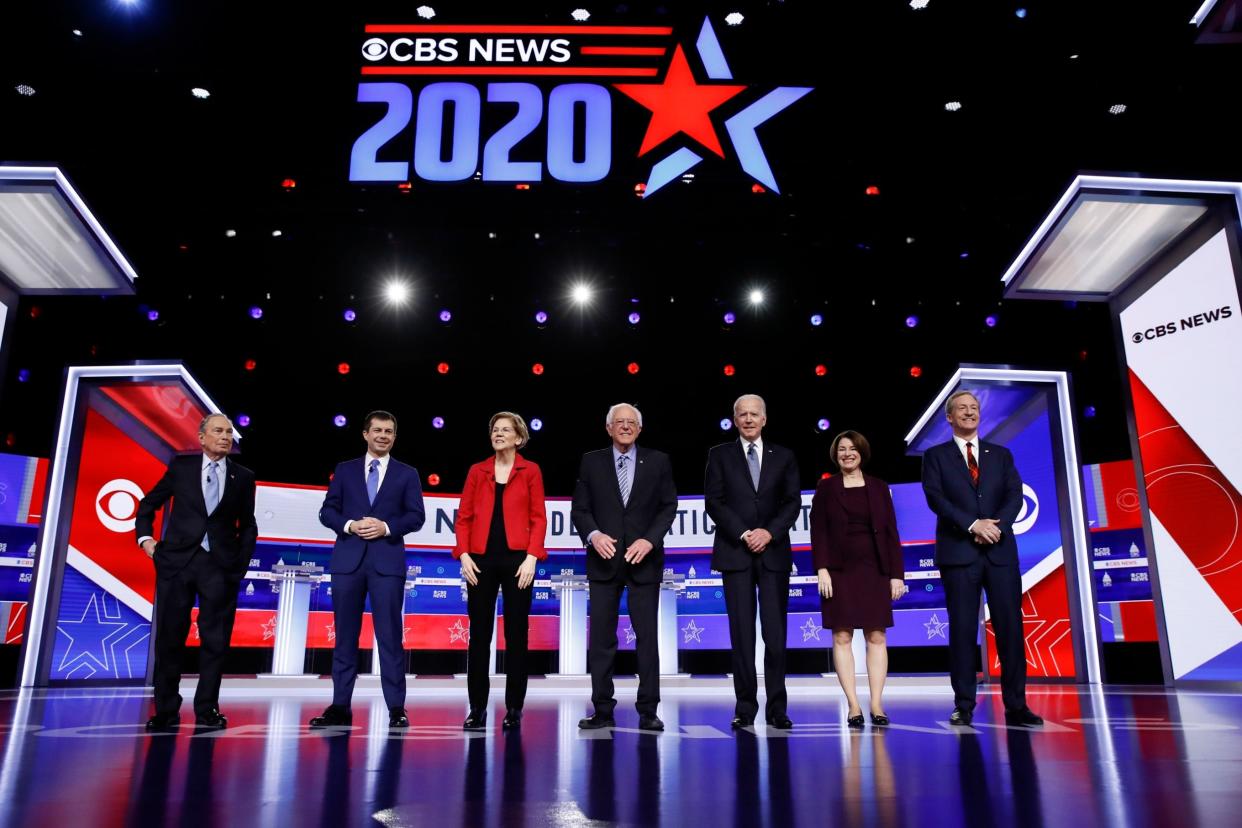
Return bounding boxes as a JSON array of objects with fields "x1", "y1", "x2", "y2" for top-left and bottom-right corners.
[
  {"x1": 658, "y1": 573, "x2": 686, "y2": 676},
  {"x1": 265, "y1": 562, "x2": 324, "y2": 676},
  {"x1": 552, "y1": 573, "x2": 589, "y2": 675}
]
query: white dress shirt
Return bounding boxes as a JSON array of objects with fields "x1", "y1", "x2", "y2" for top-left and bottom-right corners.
[{"x1": 344, "y1": 452, "x2": 393, "y2": 536}]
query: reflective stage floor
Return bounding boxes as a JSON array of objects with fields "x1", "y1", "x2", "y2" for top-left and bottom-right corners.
[{"x1": 0, "y1": 678, "x2": 1239, "y2": 827}]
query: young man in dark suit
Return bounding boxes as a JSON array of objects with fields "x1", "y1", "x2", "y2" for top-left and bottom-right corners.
[
  {"x1": 311, "y1": 410, "x2": 426, "y2": 728},
  {"x1": 704, "y1": 394, "x2": 802, "y2": 730},
  {"x1": 135, "y1": 413, "x2": 258, "y2": 730},
  {"x1": 572, "y1": 403, "x2": 677, "y2": 731},
  {"x1": 921, "y1": 390, "x2": 1043, "y2": 727}
]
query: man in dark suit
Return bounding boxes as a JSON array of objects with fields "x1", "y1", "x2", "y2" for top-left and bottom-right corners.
[
  {"x1": 572, "y1": 403, "x2": 677, "y2": 731},
  {"x1": 704, "y1": 394, "x2": 802, "y2": 730},
  {"x1": 135, "y1": 413, "x2": 258, "y2": 730},
  {"x1": 921, "y1": 390, "x2": 1042, "y2": 727},
  {"x1": 311, "y1": 410, "x2": 426, "y2": 728}
]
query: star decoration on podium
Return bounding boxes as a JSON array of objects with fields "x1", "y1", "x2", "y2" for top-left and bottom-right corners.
[
  {"x1": 325, "y1": 622, "x2": 336, "y2": 642},
  {"x1": 800, "y1": 617, "x2": 823, "y2": 642},
  {"x1": 924, "y1": 613, "x2": 949, "y2": 639},
  {"x1": 448, "y1": 619, "x2": 469, "y2": 644},
  {"x1": 682, "y1": 618, "x2": 705, "y2": 644},
  {"x1": 261, "y1": 616, "x2": 277, "y2": 640},
  {"x1": 615, "y1": 16, "x2": 813, "y2": 197}
]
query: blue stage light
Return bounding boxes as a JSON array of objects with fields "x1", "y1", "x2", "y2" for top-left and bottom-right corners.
[
  {"x1": 628, "y1": 312, "x2": 641, "y2": 324},
  {"x1": 985, "y1": 315, "x2": 998, "y2": 327},
  {"x1": 905, "y1": 315, "x2": 919, "y2": 328},
  {"x1": 147, "y1": 310, "x2": 159, "y2": 322},
  {"x1": 817, "y1": 418, "x2": 830, "y2": 432},
  {"x1": 723, "y1": 311, "x2": 736, "y2": 325},
  {"x1": 249, "y1": 306, "x2": 263, "y2": 320},
  {"x1": 810, "y1": 313, "x2": 823, "y2": 327},
  {"x1": 535, "y1": 310, "x2": 548, "y2": 325},
  {"x1": 439, "y1": 309, "x2": 452, "y2": 323},
  {"x1": 343, "y1": 308, "x2": 356, "y2": 322},
  {"x1": 432, "y1": 417, "x2": 445, "y2": 429},
  {"x1": 237, "y1": 414, "x2": 251, "y2": 427},
  {"x1": 719, "y1": 418, "x2": 732, "y2": 430},
  {"x1": 333, "y1": 415, "x2": 347, "y2": 427},
  {"x1": 531, "y1": 418, "x2": 543, "y2": 431}
]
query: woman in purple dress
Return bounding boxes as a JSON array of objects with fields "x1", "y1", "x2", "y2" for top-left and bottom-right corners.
[{"x1": 810, "y1": 431, "x2": 907, "y2": 727}]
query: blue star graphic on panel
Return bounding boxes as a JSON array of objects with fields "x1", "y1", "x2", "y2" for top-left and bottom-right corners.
[
  {"x1": 682, "y1": 618, "x2": 705, "y2": 644},
  {"x1": 55, "y1": 592, "x2": 130, "y2": 677},
  {"x1": 800, "y1": 617, "x2": 823, "y2": 642},
  {"x1": 620, "y1": 16, "x2": 812, "y2": 197},
  {"x1": 924, "y1": 613, "x2": 949, "y2": 640}
]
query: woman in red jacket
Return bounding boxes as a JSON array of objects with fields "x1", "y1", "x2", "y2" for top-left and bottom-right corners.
[
  {"x1": 454, "y1": 411, "x2": 548, "y2": 731},
  {"x1": 810, "y1": 430, "x2": 907, "y2": 728}
]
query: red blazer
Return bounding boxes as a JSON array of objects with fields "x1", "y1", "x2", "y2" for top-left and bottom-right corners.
[
  {"x1": 452, "y1": 453, "x2": 548, "y2": 561},
  {"x1": 809, "y1": 473, "x2": 904, "y2": 579}
]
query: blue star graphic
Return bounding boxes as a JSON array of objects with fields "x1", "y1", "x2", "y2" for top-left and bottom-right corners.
[
  {"x1": 924, "y1": 613, "x2": 949, "y2": 640},
  {"x1": 800, "y1": 617, "x2": 823, "y2": 642},
  {"x1": 55, "y1": 592, "x2": 130, "y2": 675},
  {"x1": 682, "y1": 618, "x2": 705, "y2": 644}
]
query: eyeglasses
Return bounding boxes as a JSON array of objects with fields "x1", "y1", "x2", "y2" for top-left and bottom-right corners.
[{"x1": 611, "y1": 419, "x2": 639, "y2": 428}]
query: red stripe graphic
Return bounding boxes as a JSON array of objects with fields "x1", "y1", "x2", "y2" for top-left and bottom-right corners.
[
  {"x1": 580, "y1": 46, "x2": 667, "y2": 56},
  {"x1": 365, "y1": 25, "x2": 674, "y2": 35},
  {"x1": 362, "y1": 66, "x2": 658, "y2": 77}
]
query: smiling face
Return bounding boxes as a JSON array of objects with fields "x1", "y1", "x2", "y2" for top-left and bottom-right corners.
[
  {"x1": 835, "y1": 437, "x2": 861, "y2": 473},
  {"x1": 363, "y1": 418, "x2": 396, "y2": 457},
  {"x1": 606, "y1": 405, "x2": 641, "y2": 451},
  {"x1": 946, "y1": 393, "x2": 980, "y2": 438},
  {"x1": 491, "y1": 417, "x2": 522, "y2": 453}
]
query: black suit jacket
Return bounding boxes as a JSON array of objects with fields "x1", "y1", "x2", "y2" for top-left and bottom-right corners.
[
  {"x1": 704, "y1": 439, "x2": 801, "y2": 573},
  {"x1": 571, "y1": 446, "x2": 677, "y2": 585},
  {"x1": 809, "y1": 473, "x2": 905, "y2": 578},
  {"x1": 921, "y1": 438, "x2": 1023, "y2": 567},
  {"x1": 135, "y1": 454, "x2": 259, "y2": 576}
]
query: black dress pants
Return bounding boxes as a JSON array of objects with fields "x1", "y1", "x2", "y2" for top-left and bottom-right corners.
[{"x1": 466, "y1": 550, "x2": 533, "y2": 710}]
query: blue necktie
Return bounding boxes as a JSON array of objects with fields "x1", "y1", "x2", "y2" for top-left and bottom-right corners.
[
  {"x1": 203, "y1": 461, "x2": 219, "y2": 550},
  {"x1": 617, "y1": 454, "x2": 631, "y2": 507},
  {"x1": 367, "y1": 458, "x2": 380, "y2": 506},
  {"x1": 746, "y1": 443, "x2": 760, "y2": 489}
]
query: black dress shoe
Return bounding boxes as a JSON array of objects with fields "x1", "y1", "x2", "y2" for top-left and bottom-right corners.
[
  {"x1": 847, "y1": 713, "x2": 865, "y2": 729},
  {"x1": 638, "y1": 714, "x2": 664, "y2": 732},
  {"x1": 502, "y1": 709, "x2": 522, "y2": 730},
  {"x1": 765, "y1": 715, "x2": 794, "y2": 730},
  {"x1": 309, "y1": 705, "x2": 353, "y2": 727},
  {"x1": 949, "y1": 707, "x2": 973, "y2": 726},
  {"x1": 463, "y1": 709, "x2": 486, "y2": 731},
  {"x1": 731, "y1": 716, "x2": 755, "y2": 730},
  {"x1": 870, "y1": 712, "x2": 890, "y2": 727},
  {"x1": 578, "y1": 713, "x2": 615, "y2": 730},
  {"x1": 1005, "y1": 707, "x2": 1044, "y2": 727},
  {"x1": 145, "y1": 713, "x2": 180, "y2": 731},
  {"x1": 389, "y1": 707, "x2": 409, "y2": 728},
  {"x1": 194, "y1": 709, "x2": 228, "y2": 729}
]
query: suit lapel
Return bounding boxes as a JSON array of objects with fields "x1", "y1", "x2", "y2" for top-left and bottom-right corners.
[
  {"x1": 946, "y1": 441, "x2": 976, "y2": 489},
  {"x1": 627, "y1": 451, "x2": 644, "y2": 510},
  {"x1": 755, "y1": 446, "x2": 776, "y2": 493}
]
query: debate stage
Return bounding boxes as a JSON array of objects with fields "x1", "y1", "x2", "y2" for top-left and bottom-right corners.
[{"x1": 0, "y1": 678, "x2": 1237, "y2": 827}]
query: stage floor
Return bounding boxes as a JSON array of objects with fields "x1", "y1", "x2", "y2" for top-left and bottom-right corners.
[{"x1": 0, "y1": 678, "x2": 1238, "y2": 827}]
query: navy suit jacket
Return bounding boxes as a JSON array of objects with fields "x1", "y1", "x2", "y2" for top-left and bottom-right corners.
[
  {"x1": 704, "y1": 439, "x2": 801, "y2": 573},
  {"x1": 920, "y1": 439, "x2": 1023, "y2": 568},
  {"x1": 571, "y1": 446, "x2": 678, "y2": 585},
  {"x1": 319, "y1": 457, "x2": 426, "y2": 576}
]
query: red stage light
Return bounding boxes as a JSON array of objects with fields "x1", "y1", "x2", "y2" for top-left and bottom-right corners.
[
  {"x1": 865, "y1": 185, "x2": 880, "y2": 196},
  {"x1": 337, "y1": 362, "x2": 350, "y2": 375},
  {"x1": 398, "y1": 182, "x2": 412, "y2": 192},
  {"x1": 1079, "y1": 349, "x2": 1089, "y2": 361},
  {"x1": 244, "y1": 359, "x2": 257, "y2": 371},
  {"x1": 532, "y1": 363, "x2": 545, "y2": 375},
  {"x1": 910, "y1": 365, "x2": 922, "y2": 378},
  {"x1": 821, "y1": 472, "x2": 832, "y2": 479},
  {"x1": 515, "y1": 183, "x2": 531, "y2": 190},
  {"x1": 436, "y1": 362, "x2": 450, "y2": 374},
  {"x1": 428, "y1": 473, "x2": 441, "y2": 487},
  {"x1": 751, "y1": 183, "x2": 765, "y2": 194},
  {"x1": 814, "y1": 364, "x2": 827, "y2": 377},
  {"x1": 4, "y1": 433, "x2": 14, "y2": 448},
  {"x1": 723, "y1": 364, "x2": 736, "y2": 376},
  {"x1": 281, "y1": 178, "x2": 297, "y2": 189},
  {"x1": 634, "y1": 183, "x2": 646, "y2": 196},
  {"x1": 29, "y1": 306, "x2": 40, "y2": 318},
  {"x1": 627, "y1": 362, "x2": 640, "y2": 375}
]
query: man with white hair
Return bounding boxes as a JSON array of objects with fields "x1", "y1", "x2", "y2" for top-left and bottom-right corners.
[
  {"x1": 572, "y1": 403, "x2": 677, "y2": 731},
  {"x1": 705, "y1": 394, "x2": 802, "y2": 730}
]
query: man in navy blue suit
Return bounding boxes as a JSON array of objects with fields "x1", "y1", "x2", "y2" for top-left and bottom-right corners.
[
  {"x1": 310, "y1": 410, "x2": 425, "y2": 728},
  {"x1": 921, "y1": 390, "x2": 1042, "y2": 727}
]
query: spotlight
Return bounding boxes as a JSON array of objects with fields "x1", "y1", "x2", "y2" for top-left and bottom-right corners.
[
  {"x1": 723, "y1": 311, "x2": 736, "y2": 325},
  {"x1": 281, "y1": 178, "x2": 297, "y2": 189},
  {"x1": 748, "y1": 290, "x2": 764, "y2": 305},
  {"x1": 810, "y1": 313, "x2": 823, "y2": 327},
  {"x1": 384, "y1": 280, "x2": 411, "y2": 305},
  {"x1": 225, "y1": 229, "x2": 237, "y2": 238},
  {"x1": 725, "y1": 12, "x2": 744, "y2": 25},
  {"x1": 865, "y1": 185, "x2": 880, "y2": 196},
  {"x1": 337, "y1": 362, "x2": 351, "y2": 375},
  {"x1": 723, "y1": 364, "x2": 736, "y2": 377},
  {"x1": 719, "y1": 418, "x2": 733, "y2": 431},
  {"x1": 628, "y1": 312, "x2": 641, "y2": 325},
  {"x1": 534, "y1": 310, "x2": 549, "y2": 325},
  {"x1": 905, "y1": 315, "x2": 919, "y2": 328},
  {"x1": 911, "y1": 0, "x2": 930, "y2": 8},
  {"x1": 428, "y1": 473, "x2": 441, "y2": 486},
  {"x1": 271, "y1": 230, "x2": 283, "y2": 237},
  {"x1": 751, "y1": 183, "x2": 766, "y2": 194},
  {"x1": 944, "y1": 101, "x2": 962, "y2": 112},
  {"x1": 333, "y1": 415, "x2": 347, "y2": 428},
  {"x1": 416, "y1": 6, "x2": 436, "y2": 20},
  {"x1": 432, "y1": 417, "x2": 445, "y2": 429},
  {"x1": 15, "y1": 84, "x2": 36, "y2": 97},
  {"x1": 634, "y1": 183, "x2": 646, "y2": 197},
  {"x1": 1108, "y1": 104, "x2": 1127, "y2": 115},
  {"x1": 17, "y1": 369, "x2": 30, "y2": 383},
  {"x1": 571, "y1": 9, "x2": 591, "y2": 22},
  {"x1": 531, "y1": 363, "x2": 545, "y2": 375},
  {"x1": 343, "y1": 309, "x2": 357, "y2": 322},
  {"x1": 910, "y1": 365, "x2": 922, "y2": 378},
  {"x1": 72, "y1": 29, "x2": 83, "y2": 36},
  {"x1": 244, "y1": 359, "x2": 257, "y2": 371},
  {"x1": 439, "y1": 309, "x2": 452, "y2": 323},
  {"x1": 959, "y1": 251, "x2": 969, "y2": 258},
  {"x1": 817, "y1": 419, "x2": 831, "y2": 432},
  {"x1": 814, "y1": 364, "x2": 827, "y2": 376},
  {"x1": 237, "y1": 414, "x2": 251, "y2": 427},
  {"x1": 571, "y1": 284, "x2": 592, "y2": 304},
  {"x1": 985, "y1": 315, "x2": 998, "y2": 327},
  {"x1": 147, "y1": 310, "x2": 160, "y2": 322},
  {"x1": 1078, "y1": 349, "x2": 1089, "y2": 361},
  {"x1": 1084, "y1": 405, "x2": 1097, "y2": 419},
  {"x1": 436, "y1": 362, "x2": 450, "y2": 374},
  {"x1": 191, "y1": 87, "x2": 210, "y2": 99},
  {"x1": 249, "y1": 306, "x2": 264, "y2": 320},
  {"x1": 1015, "y1": 8, "x2": 1027, "y2": 18},
  {"x1": 530, "y1": 418, "x2": 543, "y2": 431},
  {"x1": 627, "y1": 362, "x2": 640, "y2": 375}
]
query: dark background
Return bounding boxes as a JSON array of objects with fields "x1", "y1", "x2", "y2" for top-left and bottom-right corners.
[{"x1": 2, "y1": 1, "x2": 1236, "y2": 493}]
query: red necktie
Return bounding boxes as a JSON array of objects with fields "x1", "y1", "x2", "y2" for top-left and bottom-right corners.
[{"x1": 966, "y1": 442, "x2": 979, "y2": 486}]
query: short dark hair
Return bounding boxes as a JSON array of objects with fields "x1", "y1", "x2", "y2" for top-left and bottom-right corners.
[
  {"x1": 489, "y1": 411, "x2": 530, "y2": 447},
  {"x1": 363, "y1": 410, "x2": 397, "y2": 432},
  {"x1": 829, "y1": 430, "x2": 871, "y2": 469}
]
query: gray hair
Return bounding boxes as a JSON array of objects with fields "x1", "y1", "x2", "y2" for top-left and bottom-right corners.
[
  {"x1": 733, "y1": 394, "x2": 767, "y2": 417},
  {"x1": 945, "y1": 390, "x2": 980, "y2": 417},
  {"x1": 199, "y1": 413, "x2": 230, "y2": 434},
  {"x1": 605, "y1": 403, "x2": 643, "y2": 427}
]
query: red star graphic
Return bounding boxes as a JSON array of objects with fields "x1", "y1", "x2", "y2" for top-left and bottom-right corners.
[{"x1": 614, "y1": 45, "x2": 746, "y2": 158}]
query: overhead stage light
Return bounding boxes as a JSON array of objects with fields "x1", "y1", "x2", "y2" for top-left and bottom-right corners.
[
  {"x1": 530, "y1": 419, "x2": 543, "y2": 432},
  {"x1": 571, "y1": 284, "x2": 592, "y2": 305},
  {"x1": 384, "y1": 280, "x2": 411, "y2": 305},
  {"x1": 719, "y1": 419, "x2": 732, "y2": 431},
  {"x1": 725, "y1": 13, "x2": 744, "y2": 26},
  {"x1": 810, "y1": 314, "x2": 823, "y2": 327},
  {"x1": 944, "y1": 101, "x2": 962, "y2": 112},
  {"x1": 439, "y1": 309, "x2": 452, "y2": 323},
  {"x1": 571, "y1": 9, "x2": 591, "y2": 21},
  {"x1": 333, "y1": 415, "x2": 347, "y2": 428},
  {"x1": 432, "y1": 417, "x2": 445, "y2": 429},
  {"x1": 15, "y1": 84, "x2": 36, "y2": 96},
  {"x1": 416, "y1": 6, "x2": 436, "y2": 19},
  {"x1": 723, "y1": 312, "x2": 736, "y2": 325},
  {"x1": 191, "y1": 88, "x2": 210, "y2": 99},
  {"x1": 748, "y1": 290, "x2": 765, "y2": 306},
  {"x1": 1108, "y1": 104, "x2": 1127, "y2": 115}
]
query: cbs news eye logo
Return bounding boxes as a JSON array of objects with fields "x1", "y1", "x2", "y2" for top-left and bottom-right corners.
[{"x1": 95, "y1": 479, "x2": 145, "y2": 533}]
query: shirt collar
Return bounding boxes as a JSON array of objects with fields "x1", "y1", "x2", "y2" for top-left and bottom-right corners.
[
  {"x1": 202, "y1": 454, "x2": 226, "y2": 470},
  {"x1": 953, "y1": 434, "x2": 979, "y2": 451},
  {"x1": 366, "y1": 452, "x2": 390, "y2": 468},
  {"x1": 742, "y1": 436, "x2": 764, "y2": 454},
  {"x1": 612, "y1": 444, "x2": 637, "y2": 464}
]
